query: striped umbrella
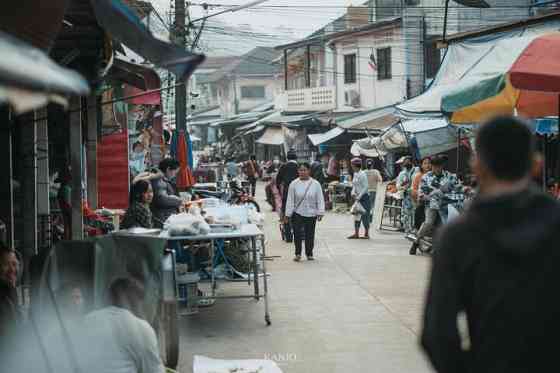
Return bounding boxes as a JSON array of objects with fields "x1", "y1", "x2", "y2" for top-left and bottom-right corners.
[{"x1": 442, "y1": 32, "x2": 560, "y2": 124}]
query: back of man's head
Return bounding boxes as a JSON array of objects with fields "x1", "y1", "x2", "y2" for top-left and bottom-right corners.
[
  {"x1": 476, "y1": 116, "x2": 534, "y2": 181},
  {"x1": 287, "y1": 149, "x2": 297, "y2": 161},
  {"x1": 108, "y1": 278, "x2": 145, "y2": 319}
]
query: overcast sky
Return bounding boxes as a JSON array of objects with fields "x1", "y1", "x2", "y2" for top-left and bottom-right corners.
[{"x1": 150, "y1": 0, "x2": 362, "y2": 56}]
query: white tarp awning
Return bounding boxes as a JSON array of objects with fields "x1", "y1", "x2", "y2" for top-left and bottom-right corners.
[
  {"x1": 256, "y1": 127, "x2": 284, "y2": 145},
  {"x1": 351, "y1": 141, "x2": 385, "y2": 158},
  {"x1": 336, "y1": 106, "x2": 399, "y2": 130},
  {"x1": 396, "y1": 21, "x2": 560, "y2": 117},
  {"x1": 401, "y1": 118, "x2": 449, "y2": 133},
  {"x1": 308, "y1": 127, "x2": 345, "y2": 146}
]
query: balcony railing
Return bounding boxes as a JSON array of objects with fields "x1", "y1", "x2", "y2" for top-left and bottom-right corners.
[{"x1": 277, "y1": 86, "x2": 336, "y2": 112}]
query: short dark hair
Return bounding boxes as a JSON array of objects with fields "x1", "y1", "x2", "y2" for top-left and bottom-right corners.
[
  {"x1": 0, "y1": 241, "x2": 14, "y2": 260},
  {"x1": 250, "y1": 154, "x2": 256, "y2": 161},
  {"x1": 130, "y1": 180, "x2": 151, "y2": 204},
  {"x1": 476, "y1": 115, "x2": 534, "y2": 181},
  {"x1": 108, "y1": 278, "x2": 145, "y2": 318},
  {"x1": 298, "y1": 162, "x2": 311, "y2": 170},
  {"x1": 287, "y1": 149, "x2": 297, "y2": 160},
  {"x1": 159, "y1": 158, "x2": 180, "y2": 173}
]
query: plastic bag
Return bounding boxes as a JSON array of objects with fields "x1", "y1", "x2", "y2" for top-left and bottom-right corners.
[
  {"x1": 165, "y1": 213, "x2": 211, "y2": 236},
  {"x1": 350, "y1": 201, "x2": 366, "y2": 215}
]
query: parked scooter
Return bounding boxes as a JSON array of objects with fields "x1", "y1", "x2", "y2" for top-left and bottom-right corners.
[
  {"x1": 405, "y1": 193, "x2": 467, "y2": 254},
  {"x1": 191, "y1": 179, "x2": 261, "y2": 212}
]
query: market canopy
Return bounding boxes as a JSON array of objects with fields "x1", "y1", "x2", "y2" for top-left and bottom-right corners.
[
  {"x1": 396, "y1": 22, "x2": 560, "y2": 120},
  {"x1": 0, "y1": 30, "x2": 90, "y2": 113},
  {"x1": 91, "y1": 0, "x2": 204, "y2": 80},
  {"x1": 255, "y1": 127, "x2": 284, "y2": 145},
  {"x1": 308, "y1": 127, "x2": 345, "y2": 146},
  {"x1": 336, "y1": 106, "x2": 399, "y2": 131},
  {"x1": 351, "y1": 118, "x2": 458, "y2": 159},
  {"x1": 441, "y1": 33, "x2": 560, "y2": 123}
]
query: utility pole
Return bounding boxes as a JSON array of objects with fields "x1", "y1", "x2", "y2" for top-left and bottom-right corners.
[{"x1": 174, "y1": 0, "x2": 188, "y2": 132}]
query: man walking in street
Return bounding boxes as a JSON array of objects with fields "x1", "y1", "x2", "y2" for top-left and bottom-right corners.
[
  {"x1": 276, "y1": 149, "x2": 299, "y2": 242},
  {"x1": 421, "y1": 115, "x2": 560, "y2": 373},
  {"x1": 243, "y1": 155, "x2": 260, "y2": 197}
]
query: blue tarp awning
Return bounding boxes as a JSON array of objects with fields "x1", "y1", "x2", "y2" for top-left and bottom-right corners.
[{"x1": 91, "y1": 0, "x2": 205, "y2": 80}]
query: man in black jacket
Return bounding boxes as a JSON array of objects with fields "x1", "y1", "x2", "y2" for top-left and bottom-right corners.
[
  {"x1": 276, "y1": 149, "x2": 299, "y2": 242},
  {"x1": 421, "y1": 115, "x2": 560, "y2": 373},
  {"x1": 0, "y1": 243, "x2": 19, "y2": 346}
]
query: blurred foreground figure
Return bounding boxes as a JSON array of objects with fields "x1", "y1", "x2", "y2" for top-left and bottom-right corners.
[
  {"x1": 421, "y1": 115, "x2": 560, "y2": 373},
  {"x1": 0, "y1": 243, "x2": 19, "y2": 344},
  {"x1": 79, "y1": 278, "x2": 164, "y2": 373}
]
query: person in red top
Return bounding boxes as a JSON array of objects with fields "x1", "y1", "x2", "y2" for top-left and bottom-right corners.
[{"x1": 243, "y1": 154, "x2": 261, "y2": 197}]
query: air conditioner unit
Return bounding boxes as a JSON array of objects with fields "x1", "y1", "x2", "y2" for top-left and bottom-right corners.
[{"x1": 344, "y1": 89, "x2": 361, "y2": 108}]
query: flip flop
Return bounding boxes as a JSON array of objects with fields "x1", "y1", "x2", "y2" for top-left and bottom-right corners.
[
  {"x1": 347, "y1": 235, "x2": 359, "y2": 239},
  {"x1": 361, "y1": 236, "x2": 370, "y2": 240}
]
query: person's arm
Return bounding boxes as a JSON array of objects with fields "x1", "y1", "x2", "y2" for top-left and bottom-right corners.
[
  {"x1": 315, "y1": 181, "x2": 325, "y2": 217},
  {"x1": 358, "y1": 173, "x2": 369, "y2": 199},
  {"x1": 411, "y1": 173, "x2": 422, "y2": 201},
  {"x1": 276, "y1": 165, "x2": 285, "y2": 188},
  {"x1": 421, "y1": 227, "x2": 467, "y2": 373},
  {"x1": 137, "y1": 320, "x2": 166, "y2": 373},
  {"x1": 376, "y1": 170, "x2": 383, "y2": 183},
  {"x1": 153, "y1": 180, "x2": 182, "y2": 209},
  {"x1": 285, "y1": 181, "x2": 296, "y2": 218}
]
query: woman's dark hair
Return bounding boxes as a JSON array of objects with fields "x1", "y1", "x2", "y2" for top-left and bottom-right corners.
[
  {"x1": 108, "y1": 278, "x2": 146, "y2": 319},
  {"x1": 132, "y1": 141, "x2": 143, "y2": 150},
  {"x1": 431, "y1": 154, "x2": 449, "y2": 166},
  {"x1": 130, "y1": 180, "x2": 151, "y2": 204},
  {"x1": 159, "y1": 158, "x2": 180, "y2": 173},
  {"x1": 298, "y1": 162, "x2": 311, "y2": 170}
]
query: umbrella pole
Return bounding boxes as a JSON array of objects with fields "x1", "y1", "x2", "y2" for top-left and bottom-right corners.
[{"x1": 456, "y1": 127, "x2": 461, "y2": 174}]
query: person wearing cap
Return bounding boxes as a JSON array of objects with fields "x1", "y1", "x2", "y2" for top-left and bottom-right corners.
[
  {"x1": 348, "y1": 158, "x2": 371, "y2": 239},
  {"x1": 396, "y1": 156, "x2": 415, "y2": 233},
  {"x1": 276, "y1": 149, "x2": 299, "y2": 242},
  {"x1": 410, "y1": 154, "x2": 461, "y2": 255}
]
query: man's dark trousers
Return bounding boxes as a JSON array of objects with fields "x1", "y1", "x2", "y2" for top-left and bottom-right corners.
[
  {"x1": 248, "y1": 176, "x2": 257, "y2": 197},
  {"x1": 291, "y1": 213, "x2": 317, "y2": 257}
]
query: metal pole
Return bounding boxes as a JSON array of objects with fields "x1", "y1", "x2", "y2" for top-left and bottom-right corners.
[
  {"x1": 0, "y1": 106, "x2": 15, "y2": 247},
  {"x1": 69, "y1": 97, "x2": 84, "y2": 240},
  {"x1": 174, "y1": 0, "x2": 188, "y2": 133},
  {"x1": 86, "y1": 94, "x2": 99, "y2": 208},
  {"x1": 284, "y1": 49, "x2": 289, "y2": 91},
  {"x1": 306, "y1": 45, "x2": 311, "y2": 88},
  {"x1": 443, "y1": 0, "x2": 450, "y2": 43},
  {"x1": 21, "y1": 112, "x2": 38, "y2": 256}
]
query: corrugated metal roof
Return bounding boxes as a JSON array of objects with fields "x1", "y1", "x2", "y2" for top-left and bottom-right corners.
[{"x1": 336, "y1": 106, "x2": 399, "y2": 130}]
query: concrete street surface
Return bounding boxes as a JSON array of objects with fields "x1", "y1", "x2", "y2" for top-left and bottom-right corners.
[{"x1": 178, "y1": 186, "x2": 434, "y2": 373}]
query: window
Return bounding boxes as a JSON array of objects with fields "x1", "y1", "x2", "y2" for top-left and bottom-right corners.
[
  {"x1": 425, "y1": 41, "x2": 441, "y2": 80},
  {"x1": 344, "y1": 54, "x2": 357, "y2": 84},
  {"x1": 377, "y1": 47, "x2": 392, "y2": 80},
  {"x1": 241, "y1": 86, "x2": 266, "y2": 99}
]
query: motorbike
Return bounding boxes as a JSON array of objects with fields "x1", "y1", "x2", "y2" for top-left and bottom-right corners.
[
  {"x1": 405, "y1": 183, "x2": 471, "y2": 255},
  {"x1": 191, "y1": 179, "x2": 261, "y2": 213}
]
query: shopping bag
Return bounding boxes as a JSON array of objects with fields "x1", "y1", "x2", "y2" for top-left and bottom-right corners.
[{"x1": 350, "y1": 201, "x2": 366, "y2": 215}]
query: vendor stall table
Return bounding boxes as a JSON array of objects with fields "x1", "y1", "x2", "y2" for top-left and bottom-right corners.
[{"x1": 160, "y1": 224, "x2": 271, "y2": 325}]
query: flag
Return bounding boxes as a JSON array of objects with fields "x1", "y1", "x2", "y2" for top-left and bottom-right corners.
[{"x1": 368, "y1": 53, "x2": 377, "y2": 71}]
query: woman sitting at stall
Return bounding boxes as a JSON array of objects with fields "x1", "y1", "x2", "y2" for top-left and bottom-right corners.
[{"x1": 121, "y1": 180, "x2": 154, "y2": 230}]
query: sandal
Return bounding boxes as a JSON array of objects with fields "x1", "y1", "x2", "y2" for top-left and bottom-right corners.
[
  {"x1": 361, "y1": 235, "x2": 370, "y2": 240},
  {"x1": 293, "y1": 255, "x2": 302, "y2": 262},
  {"x1": 347, "y1": 235, "x2": 359, "y2": 239}
]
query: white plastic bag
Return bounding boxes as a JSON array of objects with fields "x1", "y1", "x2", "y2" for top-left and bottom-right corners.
[
  {"x1": 165, "y1": 213, "x2": 211, "y2": 236},
  {"x1": 350, "y1": 201, "x2": 366, "y2": 215}
]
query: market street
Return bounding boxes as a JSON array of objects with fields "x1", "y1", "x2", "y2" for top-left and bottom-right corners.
[{"x1": 178, "y1": 186, "x2": 433, "y2": 373}]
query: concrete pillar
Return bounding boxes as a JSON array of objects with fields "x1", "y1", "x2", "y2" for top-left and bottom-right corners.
[
  {"x1": 21, "y1": 112, "x2": 38, "y2": 256},
  {"x1": 36, "y1": 108, "x2": 50, "y2": 249},
  {"x1": 0, "y1": 106, "x2": 14, "y2": 247},
  {"x1": 86, "y1": 95, "x2": 98, "y2": 209},
  {"x1": 70, "y1": 98, "x2": 84, "y2": 240}
]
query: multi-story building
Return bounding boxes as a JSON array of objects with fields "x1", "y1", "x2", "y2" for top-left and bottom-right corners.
[
  {"x1": 207, "y1": 47, "x2": 280, "y2": 118},
  {"x1": 275, "y1": 1, "x2": 534, "y2": 114}
]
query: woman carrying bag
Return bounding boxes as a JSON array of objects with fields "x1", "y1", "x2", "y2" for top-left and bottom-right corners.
[{"x1": 285, "y1": 163, "x2": 325, "y2": 262}]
